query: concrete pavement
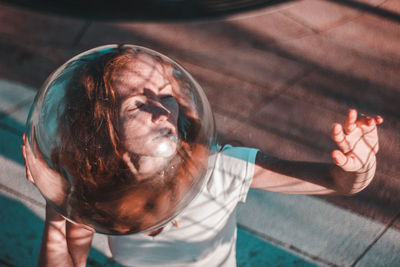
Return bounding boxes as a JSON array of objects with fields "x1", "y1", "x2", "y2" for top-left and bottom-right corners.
[{"x1": 1, "y1": 0, "x2": 399, "y2": 266}]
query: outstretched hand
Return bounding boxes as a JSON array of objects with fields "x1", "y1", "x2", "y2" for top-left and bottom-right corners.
[{"x1": 332, "y1": 109, "x2": 383, "y2": 173}]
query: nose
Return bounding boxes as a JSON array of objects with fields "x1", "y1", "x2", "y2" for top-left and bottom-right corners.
[{"x1": 149, "y1": 100, "x2": 171, "y2": 123}]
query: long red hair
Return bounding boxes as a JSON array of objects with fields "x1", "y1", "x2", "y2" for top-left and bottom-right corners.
[{"x1": 51, "y1": 46, "x2": 208, "y2": 234}]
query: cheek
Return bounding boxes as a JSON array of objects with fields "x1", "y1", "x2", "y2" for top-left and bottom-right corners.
[{"x1": 119, "y1": 114, "x2": 149, "y2": 142}]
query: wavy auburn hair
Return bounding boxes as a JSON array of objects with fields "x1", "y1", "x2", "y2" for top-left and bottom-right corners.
[{"x1": 50, "y1": 46, "x2": 206, "y2": 234}]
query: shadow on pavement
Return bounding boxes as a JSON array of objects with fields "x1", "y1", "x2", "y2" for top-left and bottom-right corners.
[
  {"x1": 0, "y1": 7, "x2": 399, "y2": 265},
  {"x1": 0, "y1": 194, "x2": 124, "y2": 267},
  {"x1": 329, "y1": 0, "x2": 400, "y2": 23},
  {"x1": 0, "y1": 0, "x2": 295, "y2": 21},
  {"x1": 0, "y1": 193, "x2": 316, "y2": 266},
  {"x1": 0, "y1": 17, "x2": 399, "y2": 228}
]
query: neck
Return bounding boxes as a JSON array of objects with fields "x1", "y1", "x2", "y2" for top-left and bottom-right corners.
[{"x1": 122, "y1": 152, "x2": 173, "y2": 181}]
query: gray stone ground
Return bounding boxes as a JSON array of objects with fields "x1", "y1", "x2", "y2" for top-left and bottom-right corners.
[{"x1": 0, "y1": 0, "x2": 399, "y2": 266}]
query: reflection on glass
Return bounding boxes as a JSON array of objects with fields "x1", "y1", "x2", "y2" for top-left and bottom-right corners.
[{"x1": 25, "y1": 44, "x2": 216, "y2": 235}]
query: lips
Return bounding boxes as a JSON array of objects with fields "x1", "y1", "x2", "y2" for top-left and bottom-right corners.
[{"x1": 153, "y1": 127, "x2": 177, "y2": 142}]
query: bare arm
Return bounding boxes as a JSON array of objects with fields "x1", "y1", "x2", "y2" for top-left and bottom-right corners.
[
  {"x1": 66, "y1": 222, "x2": 94, "y2": 267},
  {"x1": 251, "y1": 109, "x2": 383, "y2": 195},
  {"x1": 37, "y1": 205, "x2": 94, "y2": 267},
  {"x1": 39, "y1": 205, "x2": 74, "y2": 267},
  {"x1": 22, "y1": 134, "x2": 94, "y2": 267}
]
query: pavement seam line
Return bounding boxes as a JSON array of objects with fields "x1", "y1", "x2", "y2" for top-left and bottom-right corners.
[
  {"x1": 0, "y1": 258, "x2": 16, "y2": 267},
  {"x1": 181, "y1": 59, "x2": 285, "y2": 92},
  {"x1": 0, "y1": 94, "x2": 34, "y2": 135},
  {"x1": 222, "y1": 66, "x2": 314, "y2": 137},
  {"x1": 73, "y1": 20, "x2": 92, "y2": 46},
  {"x1": 0, "y1": 97, "x2": 33, "y2": 120},
  {"x1": 0, "y1": 184, "x2": 45, "y2": 208},
  {"x1": 280, "y1": 0, "x2": 389, "y2": 34},
  {"x1": 279, "y1": 9, "x2": 320, "y2": 34},
  {"x1": 0, "y1": 122, "x2": 24, "y2": 136},
  {"x1": 349, "y1": 209, "x2": 400, "y2": 267},
  {"x1": 238, "y1": 223, "x2": 339, "y2": 267},
  {"x1": 258, "y1": 67, "x2": 314, "y2": 107},
  {"x1": 325, "y1": 0, "x2": 399, "y2": 23}
]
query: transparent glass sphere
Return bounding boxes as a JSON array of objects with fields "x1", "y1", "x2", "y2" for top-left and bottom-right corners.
[{"x1": 25, "y1": 44, "x2": 216, "y2": 235}]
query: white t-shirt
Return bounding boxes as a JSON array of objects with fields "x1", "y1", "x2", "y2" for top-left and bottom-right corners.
[{"x1": 108, "y1": 145, "x2": 259, "y2": 267}]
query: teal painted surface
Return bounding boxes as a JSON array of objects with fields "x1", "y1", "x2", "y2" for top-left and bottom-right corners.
[
  {"x1": 237, "y1": 226, "x2": 317, "y2": 267},
  {"x1": 0, "y1": 194, "x2": 123, "y2": 267},
  {"x1": 0, "y1": 193, "x2": 320, "y2": 267},
  {"x1": 237, "y1": 189, "x2": 385, "y2": 266}
]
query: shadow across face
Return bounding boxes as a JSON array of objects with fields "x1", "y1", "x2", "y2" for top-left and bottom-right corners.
[{"x1": 26, "y1": 45, "x2": 214, "y2": 235}]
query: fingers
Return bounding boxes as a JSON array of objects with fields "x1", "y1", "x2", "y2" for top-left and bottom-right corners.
[
  {"x1": 333, "y1": 109, "x2": 383, "y2": 155},
  {"x1": 332, "y1": 109, "x2": 383, "y2": 172},
  {"x1": 22, "y1": 147, "x2": 35, "y2": 183},
  {"x1": 332, "y1": 123, "x2": 350, "y2": 153},
  {"x1": 342, "y1": 110, "x2": 384, "y2": 141},
  {"x1": 354, "y1": 115, "x2": 383, "y2": 146},
  {"x1": 355, "y1": 112, "x2": 383, "y2": 127},
  {"x1": 332, "y1": 149, "x2": 347, "y2": 166},
  {"x1": 332, "y1": 150, "x2": 359, "y2": 171},
  {"x1": 345, "y1": 109, "x2": 357, "y2": 134},
  {"x1": 375, "y1": 115, "x2": 384, "y2": 125},
  {"x1": 368, "y1": 115, "x2": 383, "y2": 127},
  {"x1": 21, "y1": 133, "x2": 35, "y2": 184},
  {"x1": 21, "y1": 133, "x2": 28, "y2": 160}
]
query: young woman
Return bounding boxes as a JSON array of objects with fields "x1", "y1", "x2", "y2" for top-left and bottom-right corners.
[{"x1": 22, "y1": 45, "x2": 383, "y2": 267}]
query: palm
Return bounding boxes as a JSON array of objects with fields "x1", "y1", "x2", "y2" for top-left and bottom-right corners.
[{"x1": 332, "y1": 110, "x2": 383, "y2": 173}]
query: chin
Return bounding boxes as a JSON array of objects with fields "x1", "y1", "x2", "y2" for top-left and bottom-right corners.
[{"x1": 152, "y1": 139, "x2": 178, "y2": 158}]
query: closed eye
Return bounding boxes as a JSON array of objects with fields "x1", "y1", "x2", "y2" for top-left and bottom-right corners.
[
  {"x1": 122, "y1": 95, "x2": 147, "y2": 113},
  {"x1": 128, "y1": 101, "x2": 145, "y2": 111}
]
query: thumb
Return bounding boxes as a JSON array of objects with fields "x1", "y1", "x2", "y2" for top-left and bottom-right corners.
[{"x1": 332, "y1": 150, "x2": 347, "y2": 167}]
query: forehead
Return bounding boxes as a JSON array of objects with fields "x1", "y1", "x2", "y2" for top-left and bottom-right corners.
[{"x1": 111, "y1": 54, "x2": 170, "y2": 98}]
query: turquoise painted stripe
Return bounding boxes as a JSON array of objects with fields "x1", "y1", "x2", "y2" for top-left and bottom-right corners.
[{"x1": 237, "y1": 226, "x2": 318, "y2": 267}]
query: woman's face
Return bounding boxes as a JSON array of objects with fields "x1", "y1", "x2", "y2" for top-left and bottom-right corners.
[{"x1": 112, "y1": 54, "x2": 179, "y2": 158}]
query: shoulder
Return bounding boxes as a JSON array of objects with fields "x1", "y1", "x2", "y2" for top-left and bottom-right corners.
[
  {"x1": 210, "y1": 144, "x2": 259, "y2": 185},
  {"x1": 207, "y1": 145, "x2": 259, "y2": 202},
  {"x1": 217, "y1": 145, "x2": 259, "y2": 165}
]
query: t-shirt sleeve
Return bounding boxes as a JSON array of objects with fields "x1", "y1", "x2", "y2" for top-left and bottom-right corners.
[{"x1": 215, "y1": 145, "x2": 259, "y2": 203}]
